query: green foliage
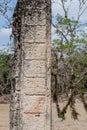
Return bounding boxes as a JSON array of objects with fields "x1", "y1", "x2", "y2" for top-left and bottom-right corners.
[
  {"x1": 58, "y1": 114, "x2": 66, "y2": 121},
  {"x1": 52, "y1": 0, "x2": 87, "y2": 120},
  {"x1": 0, "y1": 52, "x2": 11, "y2": 95}
]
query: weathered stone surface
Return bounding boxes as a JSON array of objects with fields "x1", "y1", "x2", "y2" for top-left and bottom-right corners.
[
  {"x1": 24, "y1": 26, "x2": 46, "y2": 43},
  {"x1": 24, "y1": 43, "x2": 46, "y2": 60},
  {"x1": 35, "y1": 26, "x2": 46, "y2": 42},
  {"x1": 25, "y1": 10, "x2": 46, "y2": 25},
  {"x1": 23, "y1": 95, "x2": 45, "y2": 114},
  {"x1": 24, "y1": 60, "x2": 46, "y2": 77},
  {"x1": 23, "y1": 114, "x2": 45, "y2": 130},
  {"x1": 22, "y1": 77, "x2": 46, "y2": 94},
  {"x1": 24, "y1": 26, "x2": 35, "y2": 42},
  {"x1": 10, "y1": 0, "x2": 51, "y2": 130},
  {"x1": 26, "y1": 0, "x2": 46, "y2": 10}
]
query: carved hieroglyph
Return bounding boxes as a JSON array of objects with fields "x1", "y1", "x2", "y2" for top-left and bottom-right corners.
[{"x1": 10, "y1": 0, "x2": 51, "y2": 130}]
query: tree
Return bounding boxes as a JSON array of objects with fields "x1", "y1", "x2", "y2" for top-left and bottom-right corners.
[
  {"x1": 52, "y1": 0, "x2": 87, "y2": 120},
  {"x1": 0, "y1": 50, "x2": 11, "y2": 102},
  {"x1": 0, "y1": 0, "x2": 17, "y2": 28},
  {"x1": 0, "y1": 0, "x2": 16, "y2": 99}
]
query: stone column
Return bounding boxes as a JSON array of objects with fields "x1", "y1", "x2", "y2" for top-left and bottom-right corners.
[{"x1": 10, "y1": 0, "x2": 51, "y2": 130}]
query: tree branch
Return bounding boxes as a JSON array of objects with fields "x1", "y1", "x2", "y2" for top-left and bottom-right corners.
[{"x1": 52, "y1": 23, "x2": 69, "y2": 43}]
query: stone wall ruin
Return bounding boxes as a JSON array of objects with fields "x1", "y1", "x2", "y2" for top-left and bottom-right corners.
[{"x1": 10, "y1": 0, "x2": 51, "y2": 130}]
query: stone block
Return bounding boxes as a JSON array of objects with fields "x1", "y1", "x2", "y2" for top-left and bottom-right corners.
[
  {"x1": 26, "y1": 0, "x2": 46, "y2": 10},
  {"x1": 23, "y1": 114, "x2": 45, "y2": 130},
  {"x1": 24, "y1": 26, "x2": 46, "y2": 43},
  {"x1": 24, "y1": 60, "x2": 45, "y2": 77},
  {"x1": 25, "y1": 10, "x2": 46, "y2": 25},
  {"x1": 23, "y1": 95, "x2": 45, "y2": 114},
  {"x1": 24, "y1": 43, "x2": 46, "y2": 60},
  {"x1": 22, "y1": 77, "x2": 46, "y2": 94},
  {"x1": 35, "y1": 26, "x2": 46, "y2": 42},
  {"x1": 24, "y1": 26, "x2": 35, "y2": 42}
]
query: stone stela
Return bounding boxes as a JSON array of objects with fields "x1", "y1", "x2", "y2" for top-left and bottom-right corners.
[{"x1": 10, "y1": 0, "x2": 51, "y2": 130}]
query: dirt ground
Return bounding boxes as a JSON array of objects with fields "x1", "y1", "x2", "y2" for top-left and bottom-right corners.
[
  {"x1": 0, "y1": 104, "x2": 9, "y2": 130},
  {"x1": 52, "y1": 101, "x2": 87, "y2": 130},
  {"x1": 0, "y1": 102, "x2": 87, "y2": 130}
]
